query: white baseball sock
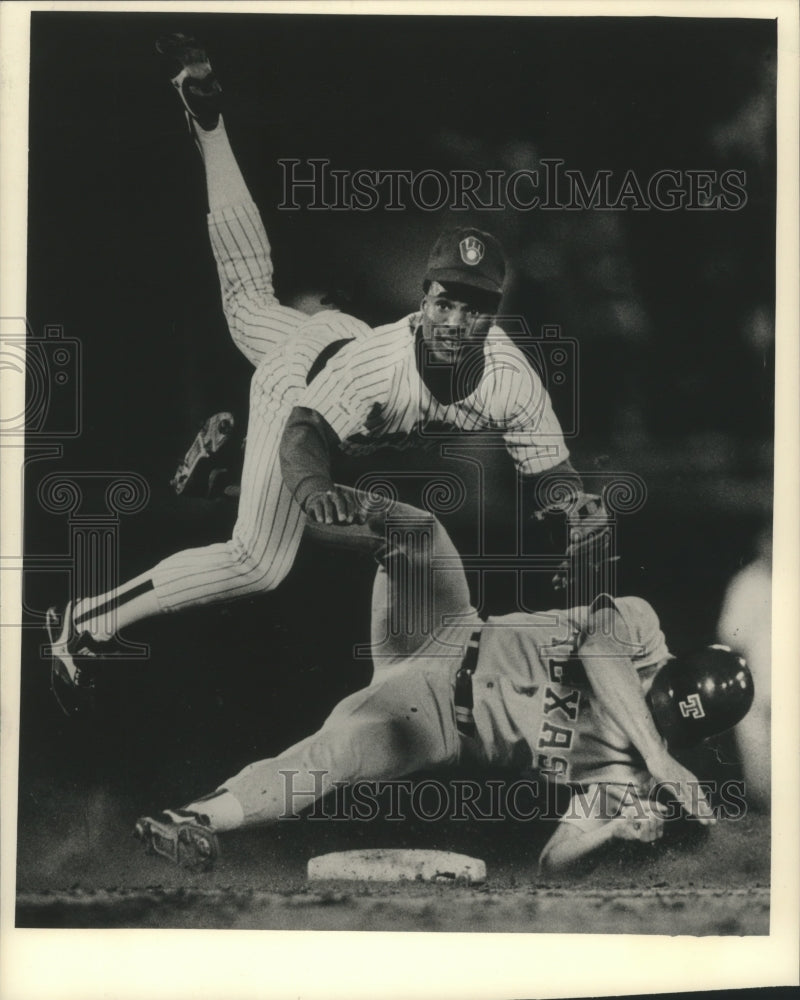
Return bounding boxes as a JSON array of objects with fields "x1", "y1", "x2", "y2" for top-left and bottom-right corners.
[
  {"x1": 183, "y1": 789, "x2": 245, "y2": 832},
  {"x1": 194, "y1": 116, "x2": 252, "y2": 211}
]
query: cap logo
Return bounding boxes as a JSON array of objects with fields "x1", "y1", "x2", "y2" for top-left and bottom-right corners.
[
  {"x1": 679, "y1": 693, "x2": 705, "y2": 719},
  {"x1": 459, "y1": 235, "x2": 485, "y2": 266}
]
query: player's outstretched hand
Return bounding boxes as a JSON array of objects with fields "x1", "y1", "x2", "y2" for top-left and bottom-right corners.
[
  {"x1": 646, "y1": 749, "x2": 716, "y2": 826},
  {"x1": 612, "y1": 801, "x2": 668, "y2": 843},
  {"x1": 304, "y1": 487, "x2": 366, "y2": 526}
]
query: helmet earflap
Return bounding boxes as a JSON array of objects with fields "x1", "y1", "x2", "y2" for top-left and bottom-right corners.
[{"x1": 646, "y1": 645, "x2": 754, "y2": 750}]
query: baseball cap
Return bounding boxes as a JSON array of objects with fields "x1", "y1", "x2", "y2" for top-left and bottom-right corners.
[{"x1": 425, "y1": 227, "x2": 506, "y2": 297}]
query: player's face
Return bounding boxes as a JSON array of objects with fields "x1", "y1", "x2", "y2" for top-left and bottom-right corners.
[{"x1": 420, "y1": 288, "x2": 494, "y2": 363}]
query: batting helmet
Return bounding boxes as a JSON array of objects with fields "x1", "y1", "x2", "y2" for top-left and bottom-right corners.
[{"x1": 646, "y1": 645, "x2": 754, "y2": 749}]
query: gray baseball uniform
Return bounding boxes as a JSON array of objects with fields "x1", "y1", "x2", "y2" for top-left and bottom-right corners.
[{"x1": 218, "y1": 503, "x2": 667, "y2": 827}]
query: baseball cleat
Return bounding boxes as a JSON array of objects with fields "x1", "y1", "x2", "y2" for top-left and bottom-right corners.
[
  {"x1": 45, "y1": 602, "x2": 100, "y2": 717},
  {"x1": 155, "y1": 33, "x2": 222, "y2": 132},
  {"x1": 134, "y1": 810, "x2": 220, "y2": 870},
  {"x1": 170, "y1": 411, "x2": 238, "y2": 498}
]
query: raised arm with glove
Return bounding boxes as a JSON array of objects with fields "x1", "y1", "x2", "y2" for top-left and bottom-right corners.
[{"x1": 526, "y1": 460, "x2": 616, "y2": 597}]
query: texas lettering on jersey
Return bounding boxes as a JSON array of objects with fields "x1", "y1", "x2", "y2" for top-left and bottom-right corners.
[
  {"x1": 475, "y1": 599, "x2": 664, "y2": 788},
  {"x1": 532, "y1": 648, "x2": 584, "y2": 780}
]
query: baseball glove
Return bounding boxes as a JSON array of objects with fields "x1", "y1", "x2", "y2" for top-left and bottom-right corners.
[{"x1": 551, "y1": 493, "x2": 618, "y2": 599}]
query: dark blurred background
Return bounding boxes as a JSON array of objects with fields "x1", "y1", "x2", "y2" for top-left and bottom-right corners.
[{"x1": 18, "y1": 12, "x2": 774, "y2": 889}]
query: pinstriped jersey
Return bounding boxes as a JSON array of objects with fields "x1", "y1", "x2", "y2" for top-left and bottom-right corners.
[
  {"x1": 207, "y1": 201, "x2": 567, "y2": 475},
  {"x1": 295, "y1": 316, "x2": 570, "y2": 476},
  {"x1": 472, "y1": 596, "x2": 670, "y2": 790}
]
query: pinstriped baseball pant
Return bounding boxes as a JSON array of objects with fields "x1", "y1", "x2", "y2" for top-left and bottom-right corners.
[
  {"x1": 75, "y1": 199, "x2": 375, "y2": 636},
  {"x1": 149, "y1": 200, "x2": 372, "y2": 614}
]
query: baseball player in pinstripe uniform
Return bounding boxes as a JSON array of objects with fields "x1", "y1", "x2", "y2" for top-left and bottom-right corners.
[
  {"x1": 133, "y1": 499, "x2": 752, "y2": 873},
  {"x1": 46, "y1": 34, "x2": 608, "y2": 715}
]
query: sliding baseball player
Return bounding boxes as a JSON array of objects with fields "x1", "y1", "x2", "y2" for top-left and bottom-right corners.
[{"x1": 134, "y1": 496, "x2": 753, "y2": 873}]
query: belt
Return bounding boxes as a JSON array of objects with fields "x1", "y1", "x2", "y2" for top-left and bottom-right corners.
[
  {"x1": 305, "y1": 338, "x2": 352, "y2": 385},
  {"x1": 454, "y1": 630, "x2": 482, "y2": 738}
]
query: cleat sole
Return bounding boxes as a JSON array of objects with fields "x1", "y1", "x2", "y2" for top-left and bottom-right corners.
[{"x1": 134, "y1": 816, "x2": 219, "y2": 871}]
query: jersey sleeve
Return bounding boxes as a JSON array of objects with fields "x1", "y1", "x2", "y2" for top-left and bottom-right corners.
[
  {"x1": 485, "y1": 334, "x2": 571, "y2": 475},
  {"x1": 612, "y1": 596, "x2": 670, "y2": 668},
  {"x1": 295, "y1": 335, "x2": 398, "y2": 441},
  {"x1": 582, "y1": 593, "x2": 669, "y2": 669}
]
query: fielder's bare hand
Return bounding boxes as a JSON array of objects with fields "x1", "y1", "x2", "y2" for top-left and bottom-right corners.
[{"x1": 304, "y1": 487, "x2": 366, "y2": 526}]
